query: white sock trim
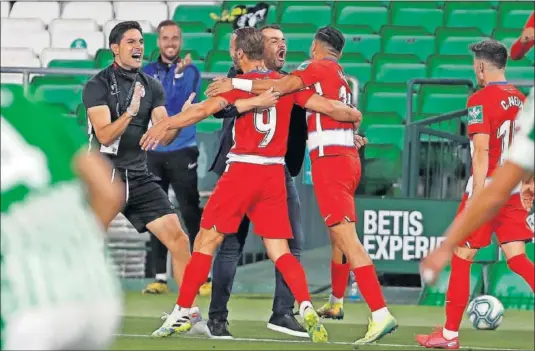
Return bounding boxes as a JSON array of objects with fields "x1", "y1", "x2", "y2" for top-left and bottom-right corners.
[
  {"x1": 155, "y1": 273, "x2": 167, "y2": 282},
  {"x1": 299, "y1": 301, "x2": 313, "y2": 318},
  {"x1": 371, "y1": 307, "x2": 390, "y2": 323},
  {"x1": 442, "y1": 328, "x2": 459, "y2": 340},
  {"x1": 330, "y1": 295, "x2": 343, "y2": 304}
]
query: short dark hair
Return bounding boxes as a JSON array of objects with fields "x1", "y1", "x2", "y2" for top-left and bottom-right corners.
[
  {"x1": 469, "y1": 39, "x2": 508, "y2": 69},
  {"x1": 314, "y1": 26, "x2": 345, "y2": 54},
  {"x1": 233, "y1": 27, "x2": 264, "y2": 60},
  {"x1": 157, "y1": 20, "x2": 179, "y2": 34},
  {"x1": 260, "y1": 24, "x2": 281, "y2": 31},
  {"x1": 109, "y1": 21, "x2": 143, "y2": 49}
]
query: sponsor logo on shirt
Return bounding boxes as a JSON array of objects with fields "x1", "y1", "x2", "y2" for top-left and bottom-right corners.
[{"x1": 467, "y1": 105, "x2": 483, "y2": 125}]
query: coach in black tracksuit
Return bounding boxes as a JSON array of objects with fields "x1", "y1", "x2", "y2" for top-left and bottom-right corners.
[{"x1": 206, "y1": 60, "x2": 308, "y2": 338}]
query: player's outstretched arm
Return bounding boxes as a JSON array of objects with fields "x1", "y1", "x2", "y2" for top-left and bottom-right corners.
[
  {"x1": 421, "y1": 161, "x2": 531, "y2": 284},
  {"x1": 304, "y1": 94, "x2": 362, "y2": 123},
  {"x1": 140, "y1": 96, "x2": 230, "y2": 151},
  {"x1": 150, "y1": 106, "x2": 180, "y2": 147},
  {"x1": 206, "y1": 75, "x2": 304, "y2": 97},
  {"x1": 75, "y1": 150, "x2": 125, "y2": 229}
]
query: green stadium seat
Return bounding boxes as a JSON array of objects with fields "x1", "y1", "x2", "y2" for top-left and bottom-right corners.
[
  {"x1": 283, "y1": 51, "x2": 308, "y2": 72},
  {"x1": 280, "y1": 23, "x2": 317, "y2": 34},
  {"x1": 488, "y1": 261, "x2": 534, "y2": 310},
  {"x1": 198, "y1": 117, "x2": 223, "y2": 133},
  {"x1": 498, "y1": 2, "x2": 534, "y2": 30},
  {"x1": 381, "y1": 26, "x2": 436, "y2": 63},
  {"x1": 364, "y1": 125, "x2": 405, "y2": 182},
  {"x1": 334, "y1": 3, "x2": 388, "y2": 33},
  {"x1": 418, "y1": 85, "x2": 471, "y2": 116},
  {"x1": 444, "y1": 2, "x2": 497, "y2": 36},
  {"x1": 338, "y1": 25, "x2": 380, "y2": 62},
  {"x1": 280, "y1": 5, "x2": 332, "y2": 30},
  {"x1": 372, "y1": 54, "x2": 427, "y2": 84},
  {"x1": 148, "y1": 48, "x2": 201, "y2": 62},
  {"x1": 362, "y1": 83, "x2": 413, "y2": 119},
  {"x1": 32, "y1": 84, "x2": 83, "y2": 113},
  {"x1": 506, "y1": 59, "x2": 535, "y2": 82},
  {"x1": 436, "y1": 27, "x2": 488, "y2": 55},
  {"x1": 493, "y1": 28, "x2": 520, "y2": 48},
  {"x1": 360, "y1": 112, "x2": 403, "y2": 131},
  {"x1": 339, "y1": 54, "x2": 371, "y2": 90},
  {"x1": 182, "y1": 33, "x2": 213, "y2": 59},
  {"x1": 180, "y1": 22, "x2": 208, "y2": 34},
  {"x1": 390, "y1": 2, "x2": 444, "y2": 35},
  {"x1": 94, "y1": 49, "x2": 114, "y2": 68},
  {"x1": 47, "y1": 59, "x2": 94, "y2": 83},
  {"x1": 285, "y1": 32, "x2": 314, "y2": 54},
  {"x1": 143, "y1": 33, "x2": 158, "y2": 60},
  {"x1": 206, "y1": 50, "x2": 232, "y2": 73},
  {"x1": 173, "y1": 5, "x2": 221, "y2": 30},
  {"x1": 419, "y1": 263, "x2": 484, "y2": 306},
  {"x1": 428, "y1": 55, "x2": 475, "y2": 82}
]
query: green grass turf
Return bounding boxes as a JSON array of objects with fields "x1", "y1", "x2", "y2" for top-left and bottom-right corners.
[{"x1": 113, "y1": 292, "x2": 534, "y2": 350}]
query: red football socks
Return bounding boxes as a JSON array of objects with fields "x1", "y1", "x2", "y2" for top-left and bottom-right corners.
[
  {"x1": 445, "y1": 254, "x2": 472, "y2": 332},
  {"x1": 331, "y1": 261, "x2": 350, "y2": 299},
  {"x1": 176, "y1": 252, "x2": 213, "y2": 308},
  {"x1": 507, "y1": 254, "x2": 534, "y2": 292},
  {"x1": 353, "y1": 265, "x2": 387, "y2": 311},
  {"x1": 275, "y1": 253, "x2": 311, "y2": 304}
]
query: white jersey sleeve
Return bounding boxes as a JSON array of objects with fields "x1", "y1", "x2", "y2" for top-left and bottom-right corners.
[{"x1": 508, "y1": 87, "x2": 534, "y2": 172}]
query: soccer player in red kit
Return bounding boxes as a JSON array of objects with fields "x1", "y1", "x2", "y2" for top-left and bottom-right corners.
[
  {"x1": 206, "y1": 26, "x2": 398, "y2": 345},
  {"x1": 510, "y1": 11, "x2": 534, "y2": 61},
  {"x1": 141, "y1": 27, "x2": 362, "y2": 342},
  {"x1": 416, "y1": 40, "x2": 534, "y2": 350}
]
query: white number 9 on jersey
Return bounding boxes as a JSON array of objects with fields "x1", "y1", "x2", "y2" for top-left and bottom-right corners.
[{"x1": 254, "y1": 107, "x2": 277, "y2": 148}]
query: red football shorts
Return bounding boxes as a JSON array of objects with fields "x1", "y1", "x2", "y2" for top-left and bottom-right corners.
[
  {"x1": 201, "y1": 162, "x2": 292, "y2": 239},
  {"x1": 311, "y1": 154, "x2": 361, "y2": 227},
  {"x1": 458, "y1": 193, "x2": 533, "y2": 248}
]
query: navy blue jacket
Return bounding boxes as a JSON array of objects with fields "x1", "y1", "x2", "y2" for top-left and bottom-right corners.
[
  {"x1": 143, "y1": 56, "x2": 201, "y2": 152},
  {"x1": 208, "y1": 67, "x2": 308, "y2": 177}
]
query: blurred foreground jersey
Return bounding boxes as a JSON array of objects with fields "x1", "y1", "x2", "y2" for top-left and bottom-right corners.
[{"x1": 0, "y1": 86, "x2": 120, "y2": 323}]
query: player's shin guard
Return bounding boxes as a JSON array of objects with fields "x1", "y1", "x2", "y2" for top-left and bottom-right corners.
[
  {"x1": 353, "y1": 265, "x2": 387, "y2": 312},
  {"x1": 507, "y1": 254, "x2": 535, "y2": 291},
  {"x1": 275, "y1": 253, "x2": 312, "y2": 305},
  {"x1": 176, "y1": 252, "x2": 213, "y2": 308},
  {"x1": 331, "y1": 261, "x2": 350, "y2": 299},
  {"x1": 445, "y1": 254, "x2": 472, "y2": 332}
]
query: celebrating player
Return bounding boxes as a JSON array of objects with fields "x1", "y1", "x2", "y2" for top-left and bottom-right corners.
[
  {"x1": 143, "y1": 27, "x2": 361, "y2": 342},
  {"x1": 416, "y1": 40, "x2": 534, "y2": 350},
  {"x1": 421, "y1": 87, "x2": 534, "y2": 284},
  {"x1": 1, "y1": 87, "x2": 123, "y2": 349},
  {"x1": 206, "y1": 26, "x2": 398, "y2": 345}
]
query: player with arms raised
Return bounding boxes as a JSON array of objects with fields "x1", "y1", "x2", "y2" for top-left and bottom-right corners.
[
  {"x1": 143, "y1": 27, "x2": 361, "y2": 342},
  {"x1": 416, "y1": 40, "x2": 534, "y2": 350},
  {"x1": 206, "y1": 26, "x2": 397, "y2": 345}
]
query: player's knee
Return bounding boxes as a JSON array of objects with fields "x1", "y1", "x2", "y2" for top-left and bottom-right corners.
[
  {"x1": 454, "y1": 246, "x2": 478, "y2": 261},
  {"x1": 264, "y1": 239, "x2": 290, "y2": 262}
]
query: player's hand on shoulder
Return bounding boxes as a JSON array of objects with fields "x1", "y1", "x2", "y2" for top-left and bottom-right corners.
[
  {"x1": 254, "y1": 87, "x2": 279, "y2": 109},
  {"x1": 140, "y1": 119, "x2": 169, "y2": 151},
  {"x1": 206, "y1": 78, "x2": 232, "y2": 97}
]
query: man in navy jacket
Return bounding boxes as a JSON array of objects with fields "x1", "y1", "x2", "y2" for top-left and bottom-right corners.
[{"x1": 142, "y1": 20, "x2": 205, "y2": 295}]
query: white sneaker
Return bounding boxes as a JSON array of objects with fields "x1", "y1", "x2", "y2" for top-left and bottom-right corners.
[{"x1": 151, "y1": 306, "x2": 192, "y2": 338}]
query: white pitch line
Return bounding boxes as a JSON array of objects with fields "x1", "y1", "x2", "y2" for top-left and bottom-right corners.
[{"x1": 114, "y1": 333, "x2": 531, "y2": 351}]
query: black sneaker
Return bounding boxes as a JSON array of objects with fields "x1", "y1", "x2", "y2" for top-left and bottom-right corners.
[
  {"x1": 267, "y1": 313, "x2": 309, "y2": 338},
  {"x1": 207, "y1": 319, "x2": 233, "y2": 339}
]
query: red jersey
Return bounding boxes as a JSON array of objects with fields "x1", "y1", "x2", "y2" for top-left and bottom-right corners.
[
  {"x1": 465, "y1": 82, "x2": 525, "y2": 194},
  {"x1": 291, "y1": 59, "x2": 356, "y2": 161},
  {"x1": 219, "y1": 70, "x2": 313, "y2": 165}
]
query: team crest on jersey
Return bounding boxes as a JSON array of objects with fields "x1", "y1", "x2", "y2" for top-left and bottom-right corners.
[
  {"x1": 467, "y1": 105, "x2": 483, "y2": 125},
  {"x1": 297, "y1": 61, "x2": 311, "y2": 71}
]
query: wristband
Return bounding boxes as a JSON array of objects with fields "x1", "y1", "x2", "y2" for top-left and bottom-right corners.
[{"x1": 232, "y1": 78, "x2": 253, "y2": 93}]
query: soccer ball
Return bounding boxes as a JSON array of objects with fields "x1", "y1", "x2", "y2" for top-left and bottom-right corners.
[{"x1": 466, "y1": 295, "x2": 504, "y2": 330}]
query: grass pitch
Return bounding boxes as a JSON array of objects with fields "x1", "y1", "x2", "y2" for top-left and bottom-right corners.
[{"x1": 113, "y1": 292, "x2": 534, "y2": 350}]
